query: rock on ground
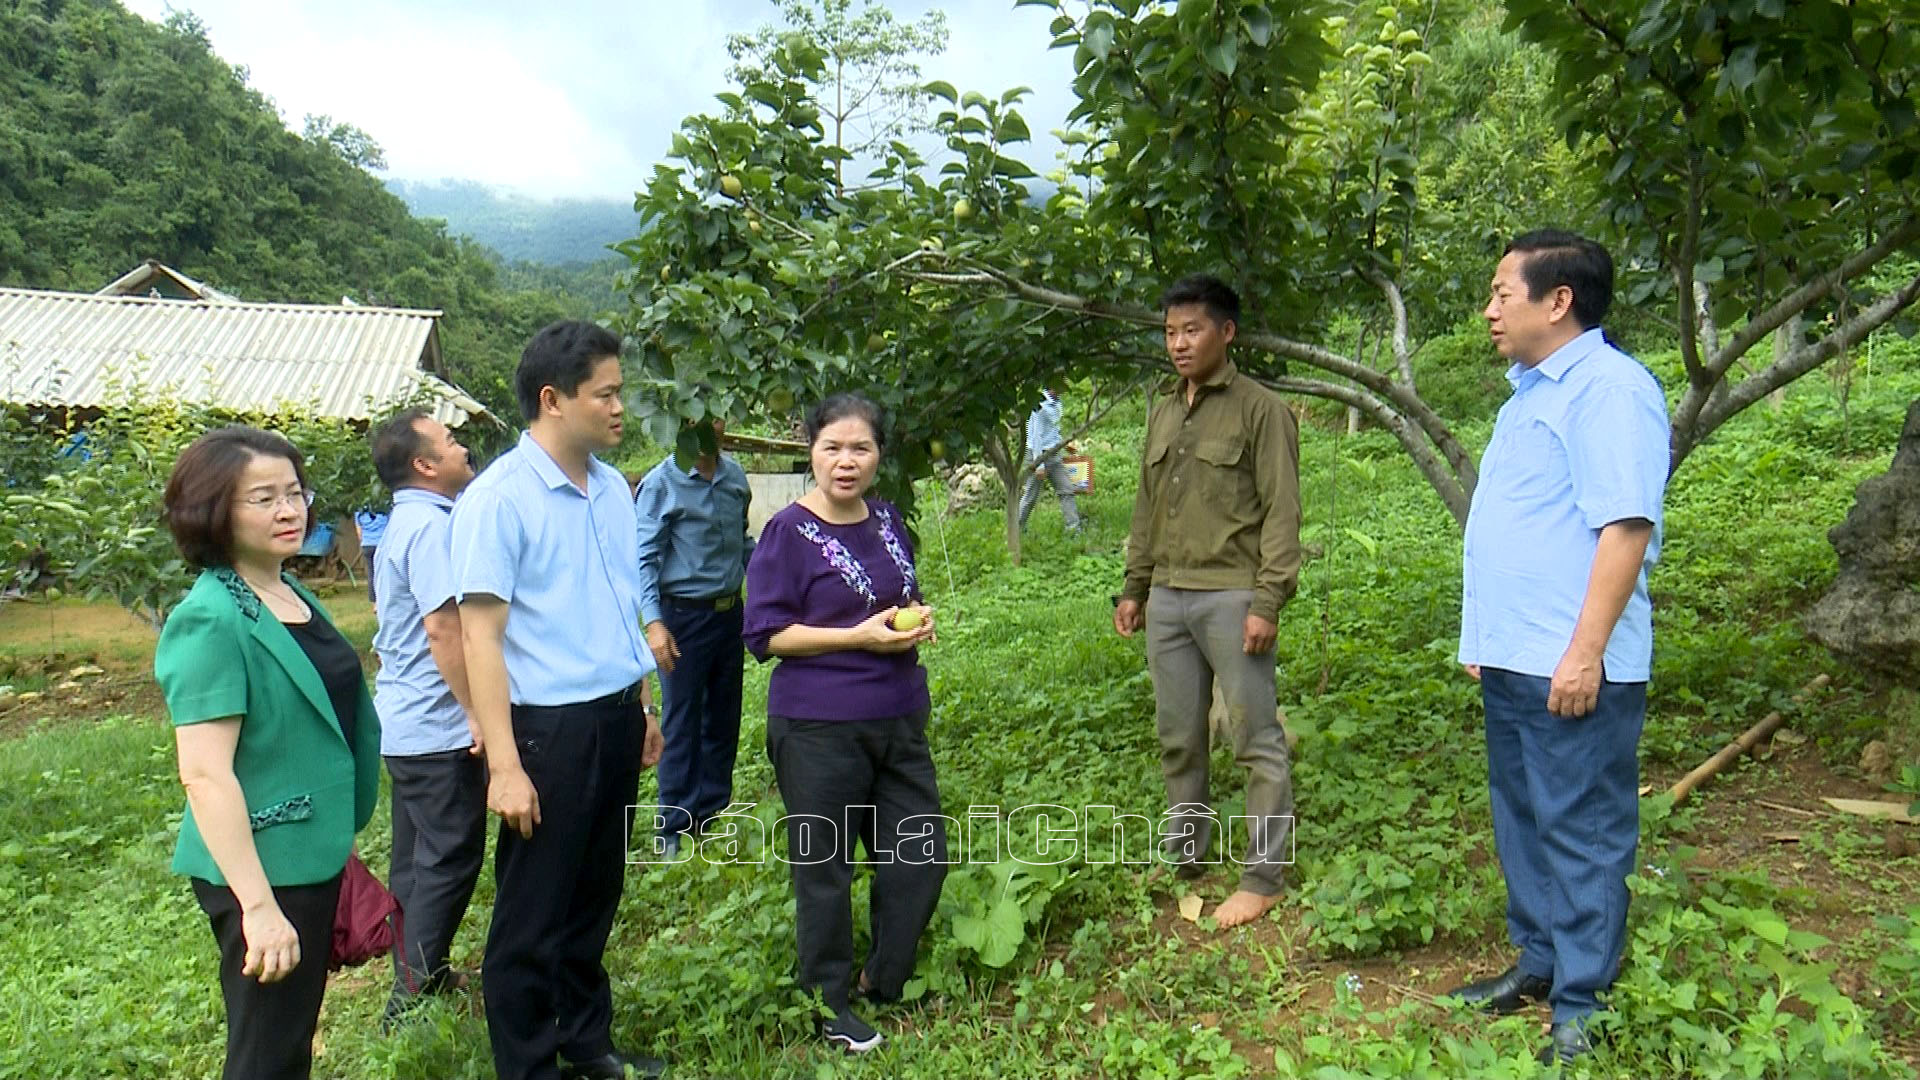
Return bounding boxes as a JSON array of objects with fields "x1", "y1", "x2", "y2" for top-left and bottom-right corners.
[{"x1": 1804, "y1": 399, "x2": 1920, "y2": 683}]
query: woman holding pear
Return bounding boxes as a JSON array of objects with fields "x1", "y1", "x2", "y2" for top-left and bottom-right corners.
[{"x1": 742, "y1": 392, "x2": 946, "y2": 1054}]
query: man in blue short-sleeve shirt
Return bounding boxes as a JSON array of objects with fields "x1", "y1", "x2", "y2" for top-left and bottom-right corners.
[
  {"x1": 368, "y1": 409, "x2": 483, "y2": 1027},
  {"x1": 450, "y1": 321, "x2": 666, "y2": 1080},
  {"x1": 633, "y1": 419, "x2": 753, "y2": 856},
  {"x1": 1445, "y1": 231, "x2": 1669, "y2": 1067}
]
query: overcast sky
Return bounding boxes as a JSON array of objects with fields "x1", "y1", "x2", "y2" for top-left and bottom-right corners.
[{"x1": 121, "y1": 0, "x2": 1079, "y2": 201}]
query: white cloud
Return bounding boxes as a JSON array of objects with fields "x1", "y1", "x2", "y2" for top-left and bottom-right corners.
[{"x1": 122, "y1": 0, "x2": 1081, "y2": 200}]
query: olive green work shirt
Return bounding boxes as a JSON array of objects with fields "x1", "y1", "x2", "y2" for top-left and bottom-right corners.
[{"x1": 1121, "y1": 360, "x2": 1303, "y2": 622}]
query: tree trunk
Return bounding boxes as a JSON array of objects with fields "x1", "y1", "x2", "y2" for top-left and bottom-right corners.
[
  {"x1": 1768, "y1": 313, "x2": 1800, "y2": 411},
  {"x1": 981, "y1": 434, "x2": 1024, "y2": 565}
]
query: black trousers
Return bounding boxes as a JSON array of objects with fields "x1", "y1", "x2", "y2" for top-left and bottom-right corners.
[
  {"x1": 655, "y1": 601, "x2": 745, "y2": 837},
  {"x1": 767, "y1": 711, "x2": 947, "y2": 1012},
  {"x1": 484, "y1": 694, "x2": 643, "y2": 1080},
  {"x1": 191, "y1": 874, "x2": 342, "y2": 1080},
  {"x1": 386, "y1": 748, "x2": 487, "y2": 996}
]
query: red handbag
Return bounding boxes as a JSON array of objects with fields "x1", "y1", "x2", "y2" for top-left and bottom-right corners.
[{"x1": 330, "y1": 853, "x2": 402, "y2": 971}]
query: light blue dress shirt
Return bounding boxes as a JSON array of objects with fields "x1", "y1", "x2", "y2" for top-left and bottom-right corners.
[
  {"x1": 449, "y1": 431, "x2": 655, "y2": 706},
  {"x1": 372, "y1": 488, "x2": 469, "y2": 756},
  {"x1": 632, "y1": 454, "x2": 753, "y2": 626},
  {"x1": 1025, "y1": 391, "x2": 1065, "y2": 466},
  {"x1": 1459, "y1": 328, "x2": 1669, "y2": 682}
]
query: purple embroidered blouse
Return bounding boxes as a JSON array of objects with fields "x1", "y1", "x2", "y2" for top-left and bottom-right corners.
[{"x1": 743, "y1": 497, "x2": 930, "y2": 721}]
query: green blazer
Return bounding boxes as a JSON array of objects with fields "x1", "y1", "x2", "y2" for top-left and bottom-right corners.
[{"x1": 154, "y1": 567, "x2": 381, "y2": 886}]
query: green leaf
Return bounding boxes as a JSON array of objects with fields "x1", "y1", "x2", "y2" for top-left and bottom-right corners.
[
  {"x1": 978, "y1": 894, "x2": 1029, "y2": 967},
  {"x1": 1243, "y1": 7, "x2": 1272, "y2": 47},
  {"x1": 1726, "y1": 43, "x2": 1759, "y2": 93},
  {"x1": 993, "y1": 154, "x2": 1038, "y2": 179},
  {"x1": 1203, "y1": 34, "x2": 1238, "y2": 76},
  {"x1": 1085, "y1": 19, "x2": 1116, "y2": 60},
  {"x1": 1750, "y1": 913, "x2": 1790, "y2": 945},
  {"x1": 923, "y1": 80, "x2": 958, "y2": 104}
]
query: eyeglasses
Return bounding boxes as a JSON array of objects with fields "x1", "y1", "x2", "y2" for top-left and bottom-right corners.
[{"x1": 236, "y1": 488, "x2": 316, "y2": 511}]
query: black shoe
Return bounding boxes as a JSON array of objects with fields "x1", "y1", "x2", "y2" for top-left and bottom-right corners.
[
  {"x1": 819, "y1": 1010, "x2": 885, "y2": 1053},
  {"x1": 1537, "y1": 1019, "x2": 1593, "y2": 1065},
  {"x1": 1443, "y1": 965, "x2": 1552, "y2": 1015},
  {"x1": 561, "y1": 1050, "x2": 668, "y2": 1079}
]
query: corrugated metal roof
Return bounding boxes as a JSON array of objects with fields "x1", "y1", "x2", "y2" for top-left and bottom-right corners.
[{"x1": 0, "y1": 286, "x2": 494, "y2": 427}]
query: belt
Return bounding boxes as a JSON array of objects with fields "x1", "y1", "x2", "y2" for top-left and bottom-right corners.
[
  {"x1": 583, "y1": 682, "x2": 646, "y2": 708},
  {"x1": 665, "y1": 591, "x2": 740, "y2": 612},
  {"x1": 512, "y1": 681, "x2": 645, "y2": 716}
]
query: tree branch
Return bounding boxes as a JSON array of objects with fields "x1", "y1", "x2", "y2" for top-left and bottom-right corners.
[
  {"x1": 1360, "y1": 268, "x2": 1415, "y2": 387},
  {"x1": 1680, "y1": 267, "x2": 1920, "y2": 468},
  {"x1": 1106, "y1": 351, "x2": 1471, "y2": 525},
  {"x1": 1671, "y1": 214, "x2": 1920, "y2": 451},
  {"x1": 1708, "y1": 214, "x2": 1920, "y2": 376},
  {"x1": 900, "y1": 258, "x2": 1479, "y2": 492}
]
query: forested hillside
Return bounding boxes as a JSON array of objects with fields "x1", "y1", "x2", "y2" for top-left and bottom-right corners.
[
  {"x1": 0, "y1": 0, "x2": 595, "y2": 419},
  {"x1": 388, "y1": 178, "x2": 638, "y2": 267}
]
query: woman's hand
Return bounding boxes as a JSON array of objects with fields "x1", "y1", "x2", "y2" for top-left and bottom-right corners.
[
  {"x1": 856, "y1": 606, "x2": 934, "y2": 653},
  {"x1": 239, "y1": 898, "x2": 302, "y2": 983}
]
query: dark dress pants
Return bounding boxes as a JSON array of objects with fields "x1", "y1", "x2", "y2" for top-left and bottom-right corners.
[
  {"x1": 655, "y1": 601, "x2": 745, "y2": 838},
  {"x1": 483, "y1": 694, "x2": 643, "y2": 1080},
  {"x1": 386, "y1": 748, "x2": 487, "y2": 995},
  {"x1": 192, "y1": 874, "x2": 342, "y2": 1080},
  {"x1": 767, "y1": 711, "x2": 947, "y2": 1012},
  {"x1": 1481, "y1": 667, "x2": 1645, "y2": 1022}
]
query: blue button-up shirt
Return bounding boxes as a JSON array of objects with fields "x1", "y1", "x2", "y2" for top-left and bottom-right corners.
[
  {"x1": 449, "y1": 431, "x2": 655, "y2": 706},
  {"x1": 632, "y1": 453, "x2": 753, "y2": 626},
  {"x1": 355, "y1": 509, "x2": 388, "y2": 549},
  {"x1": 1025, "y1": 392, "x2": 1065, "y2": 465},
  {"x1": 1459, "y1": 328, "x2": 1669, "y2": 681},
  {"x1": 372, "y1": 488, "x2": 468, "y2": 756}
]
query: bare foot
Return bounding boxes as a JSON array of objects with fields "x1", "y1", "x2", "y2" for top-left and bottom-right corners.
[{"x1": 1213, "y1": 889, "x2": 1278, "y2": 929}]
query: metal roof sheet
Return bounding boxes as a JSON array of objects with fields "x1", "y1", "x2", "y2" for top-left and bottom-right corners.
[{"x1": 0, "y1": 286, "x2": 491, "y2": 427}]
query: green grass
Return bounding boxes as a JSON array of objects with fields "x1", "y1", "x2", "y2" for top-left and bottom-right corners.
[{"x1": 2, "y1": 352, "x2": 1918, "y2": 1077}]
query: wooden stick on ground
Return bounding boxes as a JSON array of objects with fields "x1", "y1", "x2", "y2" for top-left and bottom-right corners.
[{"x1": 1668, "y1": 674, "x2": 1831, "y2": 807}]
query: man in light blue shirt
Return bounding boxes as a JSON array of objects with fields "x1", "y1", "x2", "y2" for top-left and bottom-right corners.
[
  {"x1": 450, "y1": 321, "x2": 666, "y2": 1080},
  {"x1": 633, "y1": 420, "x2": 752, "y2": 856},
  {"x1": 369, "y1": 408, "x2": 482, "y2": 1026},
  {"x1": 1018, "y1": 384, "x2": 1083, "y2": 533},
  {"x1": 1445, "y1": 231, "x2": 1669, "y2": 1067},
  {"x1": 355, "y1": 508, "x2": 388, "y2": 602}
]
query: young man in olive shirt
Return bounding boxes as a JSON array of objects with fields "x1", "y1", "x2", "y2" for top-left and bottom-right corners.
[{"x1": 1113, "y1": 274, "x2": 1302, "y2": 929}]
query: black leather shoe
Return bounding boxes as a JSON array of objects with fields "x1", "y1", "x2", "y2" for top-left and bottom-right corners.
[
  {"x1": 561, "y1": 1050, "x2": 668, "y2": 1079},
  {"x1": 1537, "y1": 1019, "x2": 1593, "y2": 1065},
  {"x1": 1443, "y1": 965, "x2": 1551, "y2": 1014}
]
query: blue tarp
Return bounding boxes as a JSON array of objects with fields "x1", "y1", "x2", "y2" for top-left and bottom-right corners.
[{"x1": 297, "y1": 522, "x2": 336, "y2": 558}]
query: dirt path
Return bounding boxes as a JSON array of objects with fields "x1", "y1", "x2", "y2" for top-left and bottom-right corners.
[{"x1": 0, "y1": 593, "x2": 375, "y2": 738}]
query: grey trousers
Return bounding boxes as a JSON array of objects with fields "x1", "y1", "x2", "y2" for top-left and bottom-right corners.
[
  {"x1": 1146, "y1": 585, "x2": 1294, "y2": 895},
  {"x1": 1018, "y1": 453, "x2": 1082, "y2": 530}
]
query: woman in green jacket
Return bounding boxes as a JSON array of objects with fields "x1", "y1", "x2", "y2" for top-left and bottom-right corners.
[{"x1": 155, "y1": 426, "x2": 381, "y2": 1080}]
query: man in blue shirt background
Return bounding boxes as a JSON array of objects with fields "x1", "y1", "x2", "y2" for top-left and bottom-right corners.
[
  {"x1": 369, "y1": 408, "x2": 482, "y2": 1027},
  {"x1": 1445, "y1": 231, "x2": 1669, "y2": 1066},
  {"x1": 1019, "y1": 383, "x2": 1083, "y2": 534},
  {"x1": 633, "y1": 419, "x2": 753, "y2": 857},
  {"x1": 355, "y1": 508, "x2": 388, "y2": 602},
  {"x1": 451, "y1": 321, "x2": 666, "y2": 1080}
]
